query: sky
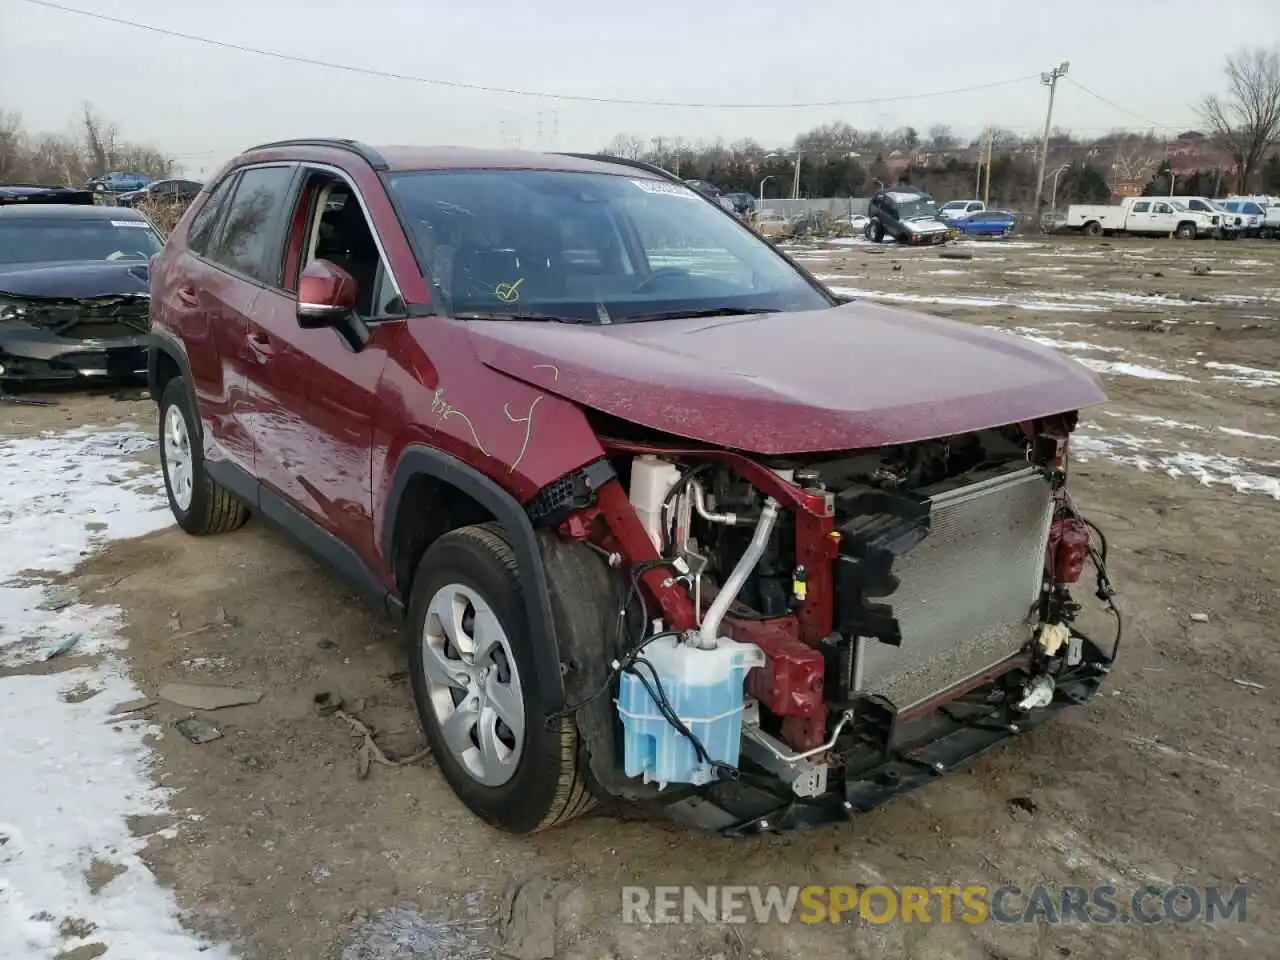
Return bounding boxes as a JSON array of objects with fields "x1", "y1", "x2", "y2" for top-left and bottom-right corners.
[{"x1": 3, "y1": 0, "x2": 1279, "y2": 177}]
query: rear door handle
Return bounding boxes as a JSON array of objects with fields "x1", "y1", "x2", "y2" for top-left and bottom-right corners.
[
  {"x1": 176, "y1": 285, "x2": 198, "y2": 307},
  {"x1": 246, "y1": 331, "x2": 275, "y2": 360}
]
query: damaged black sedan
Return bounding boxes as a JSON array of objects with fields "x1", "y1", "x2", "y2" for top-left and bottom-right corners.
[{"x1": 0, "y1": 203, "x2": 163, "y2": 384}]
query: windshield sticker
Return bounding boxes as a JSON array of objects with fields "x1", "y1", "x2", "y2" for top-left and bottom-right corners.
[
  {"x1": 494, "y1": 279, "x2": 523, "y2": 303},
  {"x1": 631, "y1": 179, "x2": 697, "y2": 200},
  {"x1": 110, "y1": 220, "x2": 151, "y2": 228}
]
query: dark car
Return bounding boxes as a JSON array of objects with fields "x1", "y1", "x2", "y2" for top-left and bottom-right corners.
[
  {"x1": 0, "y1": 204, "x2": 163, "y2": 384},
  {"x1": 117, "y1": 178, "x2": 203, "y2": 208},
  {"x1": 721, "y1": 191, "x2": 756, "y2": 216},
  {"x1": 951, "y1": 209, "x2": 1017, "y2": 238},
  {"x1": 0, "y1": 184, "x2": 96, "y2": 206},
  {"x1": 865, "y1": 187, "x2": 953, "y2": 245},
  {"x1": 147, "y1": 139, "x2": 1115, "y2": 837},
  {"x1": 682, "y1": 178, "x2": 722, "y2": 197}
]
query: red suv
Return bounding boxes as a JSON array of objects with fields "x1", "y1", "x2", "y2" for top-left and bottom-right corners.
[{"x1": 148, "y1": 139, "x2": 1117, "y2": 836}]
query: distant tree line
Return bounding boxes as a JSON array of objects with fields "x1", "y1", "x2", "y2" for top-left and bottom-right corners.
[
  {"x1": 602, "y1": 45, "x2": 1280, "y2": 204},
  {"x1": 0, "y1": 106, "x2": 174, "y2": 186}
]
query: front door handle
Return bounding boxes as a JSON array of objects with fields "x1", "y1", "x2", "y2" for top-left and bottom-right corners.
[
  {"x1": 176, "y1": 285, "x2": 198, "y2": 307},
  {"x1": 246, "y1": 331, "x2": 275, "y2": 360}
]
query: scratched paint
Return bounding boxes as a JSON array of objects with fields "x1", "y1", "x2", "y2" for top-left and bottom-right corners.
[{"x1": 429, "y1": 388, "x2": 491, "y2": 457}]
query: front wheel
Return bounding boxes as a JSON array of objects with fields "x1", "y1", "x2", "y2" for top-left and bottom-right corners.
[
  {"x1": 868, "y1": 219, "x2": 885, "y2": 243},
  {"x1": 408, "y1": 523, "x2": 596, "y2": 834},
  {"x1": 158, "y1": 377, "x2": 249, "y2": 536},
  {"x1": 1175, "y1": 222, "x2": 1197, "y2": 240}
]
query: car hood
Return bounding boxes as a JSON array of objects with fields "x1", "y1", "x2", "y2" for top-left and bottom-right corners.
[
  {"x1": 464, "y1": 302, "x2": 1107, "y2": 454},
  {"x1": 0, "y1": 261, "x2": 150, "y2": 299},
  {"x1": 902, "y1": 217, "x2": 950, "y2": 233}
]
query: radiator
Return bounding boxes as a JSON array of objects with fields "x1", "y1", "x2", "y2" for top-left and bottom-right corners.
[{"x1": 856, "y1": 466, "x2": 1054, "y2": 711}]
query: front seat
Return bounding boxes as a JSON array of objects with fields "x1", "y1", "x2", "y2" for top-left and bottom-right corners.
[{"x1": 317, "y1": 198, "x2": 380, "y2": 316}]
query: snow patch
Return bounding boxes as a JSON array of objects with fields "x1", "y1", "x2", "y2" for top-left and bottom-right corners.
[
  {"x1": 1073, "y1": 433, "x2": 1280, "y2": 499},
  {"x1": 0, "y1": 426, "x2": 227, "y2": 959},
  {"x1": 1077, "y1": 359, "x2": 1197, "y2": 382},
  {"x1": 1218, "y1": 425, "x2": 1280, "y2": 442},
  {"x1": 1202, "y1": 361, "x2": 1280, "y2": 389}
]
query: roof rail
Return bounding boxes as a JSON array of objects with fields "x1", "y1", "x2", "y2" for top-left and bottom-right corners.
[
  {"x1": 555, "y1": 152, "x2": 683, "y2": 185},
  {"x1": 241, "y1": 138, "x2": 389, "y2": 171}
]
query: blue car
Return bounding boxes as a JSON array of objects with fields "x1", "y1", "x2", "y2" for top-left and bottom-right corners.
[
  {"x1": 85, "y1": 171, "x2": 152, "y2": 195},
  {"x1": 951, "y1": 209, "x2": 1017, "y2": 237}
]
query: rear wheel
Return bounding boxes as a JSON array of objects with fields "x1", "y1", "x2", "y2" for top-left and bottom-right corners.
[
  {"x1": 408, "y1": 523, "x2": 596, "y2": 834},
  {"x1": 159, "y1": 377, "x2": 249, "y2": 536},
  {"x1": 1083, "y1": 221, "x2": 1102, "y2": 237}
]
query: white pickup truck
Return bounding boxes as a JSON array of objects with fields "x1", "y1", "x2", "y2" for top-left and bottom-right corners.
[
  {"x1": 1064, "y1": 196, "x2": 1221, "y2": 239},
  {"x1": 939, "y1": 199, "x2": 986, "y2": 220}
]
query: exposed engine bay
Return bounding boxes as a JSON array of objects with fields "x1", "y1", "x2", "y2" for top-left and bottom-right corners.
[{"x1": 552, "y1": 419, "x2": 1119, "y2": 834}]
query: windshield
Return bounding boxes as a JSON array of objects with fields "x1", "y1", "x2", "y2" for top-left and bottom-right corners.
[
  {"x1": 0, "y1": 218, "x2": 162, "y2": 265},
  {"x1": 897, "y1": 199, "x2": 940, "y2": 220},
  {"x1": 386, "y1": 170, "x2": 831, "y2": 323}
]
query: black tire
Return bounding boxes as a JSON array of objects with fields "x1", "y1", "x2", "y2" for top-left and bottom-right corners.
[
  {"x1": 1175, "y1": 222, "x2": 1197, "y2": 240},
  {"x1": 868, "y1": 219, "x2": 885, "y2": 243},
  {"x1": 158, "y1": 377, "x2": 249, "y2": 536},
  {"x1": 1083, "y1": 221, "x2": 1102, "y2": 237},
  {"x1": 408, "y1": 523, "x2": 596, "y2": 834}
]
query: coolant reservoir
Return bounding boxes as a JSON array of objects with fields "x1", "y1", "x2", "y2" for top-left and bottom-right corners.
[
  {"x1": 629, "y1": 455, "x2": 682, "y2": 551},
  {"x1": 617, "y1": 635, "x2": 765, "y2": 788}
]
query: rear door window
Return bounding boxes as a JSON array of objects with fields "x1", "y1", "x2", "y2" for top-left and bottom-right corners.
[{"x1": 208, "y1": 165, "x2": 298, "y2": 286}]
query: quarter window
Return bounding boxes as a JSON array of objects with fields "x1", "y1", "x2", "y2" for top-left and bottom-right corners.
[{"x1": 186, "y1": 176, "x2": 237, "y2": 257}]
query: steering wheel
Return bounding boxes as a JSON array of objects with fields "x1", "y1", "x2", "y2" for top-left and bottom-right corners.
[{"x1": 633, "y1": 266, "x2": 690, "y2": 293}]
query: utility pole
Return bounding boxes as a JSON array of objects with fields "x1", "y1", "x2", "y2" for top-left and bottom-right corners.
[
  {"x1": 792, "y1": 152, "x2": 802, "y2": 200},
  {"x1": 982, "y1": 128, "x2": 994, "y2": 206},
  {"x1": 1031, "y1": 61, "x2": 1070, "y2": 217}
]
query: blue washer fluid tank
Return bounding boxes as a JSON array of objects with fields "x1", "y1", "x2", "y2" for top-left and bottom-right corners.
[{"x1": 617, "y1": 634, "x2": 766, "y2": 788}]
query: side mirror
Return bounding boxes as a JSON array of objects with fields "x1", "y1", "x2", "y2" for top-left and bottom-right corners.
[{"x1": 297, "y1": 259, "x2": 357, "y2": 329}]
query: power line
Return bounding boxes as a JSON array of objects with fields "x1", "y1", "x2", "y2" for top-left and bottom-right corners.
[
  {"x1": 1063, "y1": 76, "x2": 1168, "y2": 128},
  {"x1": 21, "y1": 0, "x2": 1038, "y2": 110}
]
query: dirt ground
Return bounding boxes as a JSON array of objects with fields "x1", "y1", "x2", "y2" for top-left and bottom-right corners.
[{"x1": 5, "y1": 233, "x2": 1278, "y2": 959}]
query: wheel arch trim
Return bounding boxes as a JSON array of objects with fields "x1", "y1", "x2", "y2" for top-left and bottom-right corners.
[{"x1": 383, "y1": 445, "x2": 566, "y2": 708}]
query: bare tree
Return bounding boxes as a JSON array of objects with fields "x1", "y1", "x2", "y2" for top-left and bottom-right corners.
[
  {"x1": 602, "y1": 134, "x2": 645, "y2": 160},
  {"x1": 0, "y1": 111, "x2": 23, "y2": 181},
  {"x1": 1199, "y1": 46, "x2": 1280, "y2": 192},
  {"x1": 927, "y1": 124, "x2": 957, "y2": 151},
  {"x1": 81, "y1": 105, "x2": 119, "y2": 176}
]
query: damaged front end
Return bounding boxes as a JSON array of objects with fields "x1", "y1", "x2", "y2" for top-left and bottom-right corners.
[
  {"x1": 552, "y1": 416, "x2": 1118, "y2": 835},
  {"x1": 0, "y1": 291, "x2": 152, "y2": 383}
]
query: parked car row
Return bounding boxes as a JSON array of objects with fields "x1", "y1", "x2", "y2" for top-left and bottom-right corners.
[{"x1": 1054, "y1": 195, "x2": 1280, "y2": 240}]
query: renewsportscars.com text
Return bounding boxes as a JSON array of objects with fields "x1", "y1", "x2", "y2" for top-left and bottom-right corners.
[{"x1": 621, "y1": 884, "x2": 1249, "y2": 926}]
